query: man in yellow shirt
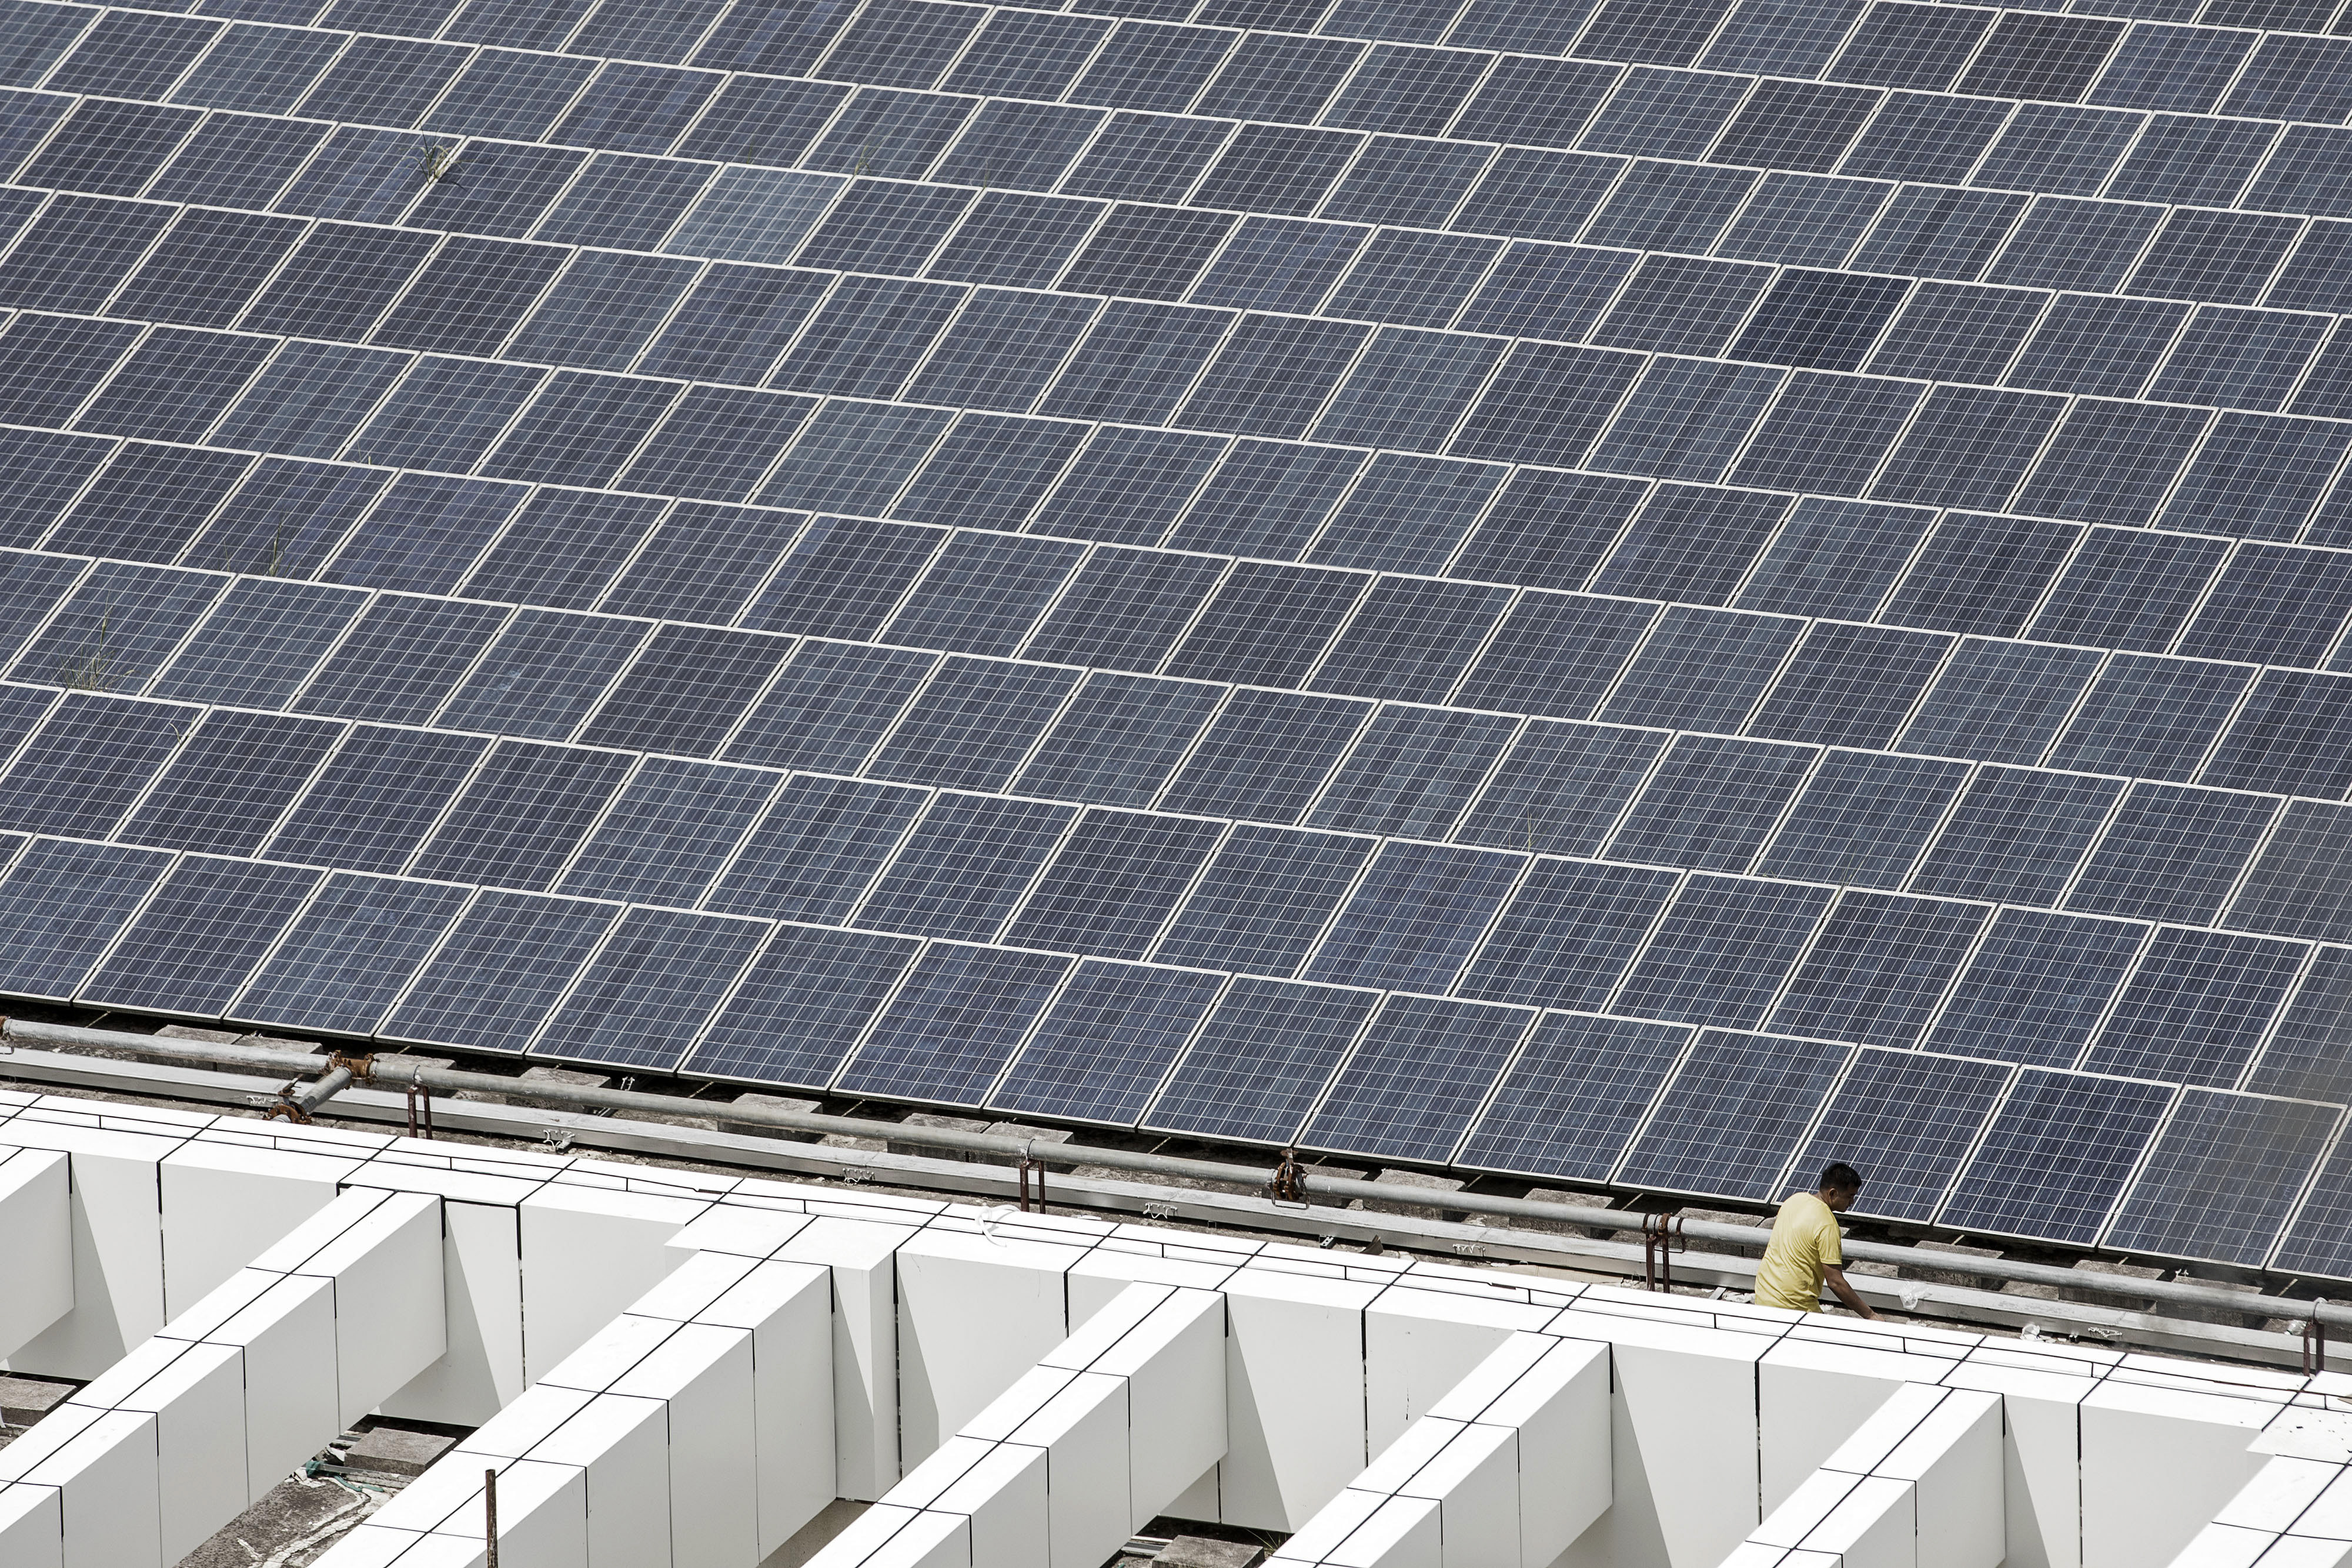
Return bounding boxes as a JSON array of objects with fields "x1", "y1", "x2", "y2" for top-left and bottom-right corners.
[{"x1": 1753, "y1": 1162, "x2": 1879, "y2": 1318}]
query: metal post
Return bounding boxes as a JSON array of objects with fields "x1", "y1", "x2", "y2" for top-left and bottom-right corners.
[
  {"x1": 484, "y1": 1467, "x2": 497, "y2": 1568},
  {"x1": 2307, "y1": 1299, "x2": 2329, "y2": 1375},
  {"x1": 1017, "y1": 1144, "x2": 1043, "y2": 1213},
  {"x1": 1642, "y1": 1212, "x2": 1684, "y2": 1293},
  {"x1": 406, "y1": 1076, "x2": 435, "y2": 1140}
]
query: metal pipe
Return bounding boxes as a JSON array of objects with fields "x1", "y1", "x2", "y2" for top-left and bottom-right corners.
[{"x1": 8, "y1": 1017, "x2": 2343, "y2": 1332}]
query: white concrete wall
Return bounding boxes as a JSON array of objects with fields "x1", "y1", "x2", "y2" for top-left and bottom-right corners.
[{"x1": 0, "y1": 1094, "x2": 2340, "y2": 1568}]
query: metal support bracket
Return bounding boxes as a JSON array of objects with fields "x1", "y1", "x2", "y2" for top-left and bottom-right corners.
[
  {"x1": 1267, "y1": 1148, "x2": 1309, "y2": 1208},
  {"x1": 1642, "y1": 1211, "x2": 1686, "y2": 1293}
]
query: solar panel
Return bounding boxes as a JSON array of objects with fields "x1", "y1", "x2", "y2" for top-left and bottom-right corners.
[
  {"x1": 1939, "y1": 1069, "x2": 2176, "y2": 1243},
  {"x1": 1299, "y1": 993, "x2": 1535, "y2": 1163},
  {"x1": 229, "y1": 872, "x2": 473, "y2": 1037},
  {"x1": 2104, "y1": 1089, "x2": 2339, "y2": 1266},
  {"x1": 1788, "y1": 1049, "x2": 2012, "y2": 1222},
  {"x1": 1143, "y1": 975, "x2": 1379, "y2": 1144},
  {"x1": 532, "y1": 906, "x2": 773, "y2": 1069},
  {"x1": 835, "y1": 941, "x2": 1073, "y2": 1103},
  {"x1": 79, "y1": 855, "x2": 323, "y2": 1015},
  {"x1": 379, "y1": 889, "x2": 622, "y2": 1053},
  {"x1": 15, "y1": 0, "x2": 2352, "y2": 1248},
  {"x1": 1455, "y1": 1011, "x2": 1690, "y2": 1181},
  {"x1": 989, "y1": 959, "x2": 1227, "y2": 1125},
  {"x1": 1614, "y1": 1030, "x2": 1849, "y2": 1200}
]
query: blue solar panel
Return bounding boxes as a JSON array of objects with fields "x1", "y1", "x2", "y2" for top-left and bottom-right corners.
[
  {"x1": 1939, "y1": 1070, "x2": 2176, "y2": 1244},
  {"x1": 1615, "y1": 1031, "x2": 1849, "y2": 1201},
  {"x1": 836, "y1": 942, "x2": 1072, "y2": 1104},
  {"x1": 12, "y1": 0, "x2": 2352, "y2": 1248},
  {"x1": 1299, "y1": 995, "x2": 1535, "y2": 1164},
  {"x1": 1788, "y1": 1050, "x2": 2012, "y2": 1223},
  {"x1": 1144, "y1": 976, "x2": 1379, "y2": 1144}
]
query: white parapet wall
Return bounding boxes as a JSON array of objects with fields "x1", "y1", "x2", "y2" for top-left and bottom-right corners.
[{"x1": 0, "y1": 1085, "x2": 2341, "y2": 1568}]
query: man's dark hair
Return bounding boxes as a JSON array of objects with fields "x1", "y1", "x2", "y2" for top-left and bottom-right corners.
[{"x1": 1820, "y1": 1162, "x2": 1863, "y2": 1192}]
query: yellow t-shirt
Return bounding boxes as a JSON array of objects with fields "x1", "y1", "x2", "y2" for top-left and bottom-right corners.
[{"x1": 1753, "y1": 1192, "x2": 1843, "y2": 1312}]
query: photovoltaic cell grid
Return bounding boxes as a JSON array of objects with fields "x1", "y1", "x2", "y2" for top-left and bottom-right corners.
[{"x1": 14, "y1": 0, "x2": 2352, "y2": 1270}]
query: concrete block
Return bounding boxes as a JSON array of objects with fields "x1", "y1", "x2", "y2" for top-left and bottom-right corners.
[
  {"x1": 113, "y1": 1338, "x2": 246, "y2": 1562},
  {"x1": 1011, "y1": 1371, "x2": 1129, "y2": 1568},
  {"x1": 2161, "y1": 1522, "x2": 2276, "y2": 1567},
  {"x1": 426, "y1": 1459, "x2": 587, "y2": 1568},
  {"x1": 1275, "y1": 1489, "x2": 1387, "y2": 1563},
  {"x1": 1041, "y1": 1282, "x2": 1171, "y2": 1373},
  {"x1": 1882, "y1": 1390, "x2": 2002, "y2": 1568},
  {"x1": 0, "y1": 1151, "x2": 69, "y2": 1360},
  {"x1": 1159, "y1": 1537, "x2": 1265, "y2": 1568},
  {"x1": 2082, "y1": 1380, "x2": 2276, "y2": 1568},
  {"x1": 14, "y1": 1407, "x2": 162, "y2": 1568},
  {"x1": 1, "y1": 1124, "x2": 178, "y2": 1376},
  {"x1": 1333, "y1": 1495, "x2": 1442, "y2": 1567},
  {"x1": 382, "y1": 1200, "x2": 525, "y2": 1426},
  {"x1": 703, "y1": 1259, "x2": 836, "y2": 1556},
  {"x1": 1095, "y1": 1288, "x2": 1226, "y2": 1528},
  {"x1": 2272, "y1": 1536, "x2": 2352, "y2": 1566},
  {"x1": 1940, "y1": 1359, "x2": 2095, "y2": 1568},
  {"x1": 1759, "y1": 1339, "x2": 1937, "y2": 1513},
  {"x1": 532, "y1": 1395, "x2": 671, "y2": 1568},
  {"x1": 518, "y1": 1186, "x2": 707, "y2": 1384},
  {"x1": 159, "y1": 1141, "x2": 357, "y2": 1318},
  {"x1": 896, "y1": 1229, "x2": 1084, "y2": 1466},
  {"x1": 0, "y1": 1376, "x2": 72, "y2": 1426},
  {"x1": 0, "y1": 1406, "x2": 102, "y2": 1484},
  {"x1": 612, "y1": 1322, "x2": 759, "y2": 1568},
  {"x1": 536, "y1": 1315, "x2": 680, "y2": 1395},
  {"x1": 345, "y1": 1424, "x2": 459, "y2": 1479},
  {"x1": 866, "y1": 1510, "x2": 971, "y2": 1568},
  {"x1": 212, "y1": 1273, "x2": 339, "y2": 1500},
  {"x1": 663, "y1": 1204, "x2": 810, "y2": 1262},
  {"x1": 1483, "y1": 1337, "x2": 1611, "y2": 1566},
  {"x1": 1551, "y1": 1313, "x2": 1769, "y2": 1568},
  {"x1": 1804, "y1": 1473, "x2": 1914, "y2": 1568},
  {"x1": 1400, "y1": 1421, "x2": 1516, "y2": 1565},
  {"x1": 779, "y1": 1216, "x2": 916, "y2": 1500},
  {"x1": 306, "y1": 1191, "x2": 446, "y2": 1424},
  {"x1": 629, "y1": 1251, "x2": 757, "y2": 1322},
  {"x1": 930, "y1": 1442, "x2": 1047, "y2": 1568},
  {"x1": 1365, "y1": 1289, "x2": 1552, "y2": 1460},
  {"x1": 1221, "y1": 1269, "x2": 1383, "y2": 1532},
  {"x1": 455, "y1": 1384, "x2": 597, "y2": 1460},
  {"x1": 0, "y1": 1483, "x2": 61, "y2": 1568}
]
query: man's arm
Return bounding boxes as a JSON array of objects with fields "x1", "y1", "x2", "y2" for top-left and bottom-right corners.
[{"x1": 1822, "y1": 1264, "x2": 1880, "y2": 1320}]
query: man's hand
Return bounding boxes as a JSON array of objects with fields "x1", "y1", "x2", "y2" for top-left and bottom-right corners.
[{"x1": 1823, "y1": 1265, "x2": 1880, "y2": 1320}]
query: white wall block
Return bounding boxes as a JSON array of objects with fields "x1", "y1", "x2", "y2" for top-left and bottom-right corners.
[
  {"x1": 1478, "y1": 1337, "x2": 1611, "y2": 1566},
  {"x1": 518, "y1": 1186, "x2": 708, "y2": 1384},
  {"x1": 2083, "y1": 1381, "x2": 2277, "y2": 1568},
  {"x1": 701, "y1": 1259, "x2": 835, "y2": 1556},
  {"x1": 425, "y1": 1459, "x2": 587, "y2": 1568},
  {"x1": 112, "y1": 1339, "x2": 248, "y2": 1563},
  {"x1": 1364, "y1": 1288, "x2": 1553, "y2": 1459},
  {"x1": 382, "y1": 1199, "x2": 524, "y2": 1426},
  {"x1": 216, "y1": 1274, "x2": 340, "y2": 1502},
  {"x1": 931, "y1": 1442, "x2": 1048, "y2": 1568},
  {"x1": 3, "y1": 1124, "x2": 178, "y2": 1376},
  {"x1": 0, "y1": 1485, "x2": 62, "y2": 1568},
  {"x1": 1941, "y1": 1359, "x2": 2096, "y2": 1568},
  {"x1": 305, "y1": 1190, "x2": 446, "y2": 1425},
  {"x1": 1552, "y1": 1314, "x2": 1769, "y2": 1568},
  {"x1": 866, "y1": 1509, "x2": 971, "y2": 1568},
  {"x1": 1010, "y1": 1371, "x2": 1128, "y2": 1567},
  {"x1": 1881, "y1": 1390, "x2": 2003, "y2": 1568},
  {"x1": 610, "y1": 1322, "x2": 759, "y2": 1568},
  {"x1": 779, "y1": 1216, "x2": 916, "y2": 1500},
  {"x1": 160, "y1": 1141, "x2": 357, "y2": 1318},
  {"x1": 662, "y1": 1204, "x2": 809, "y2": 1263},
  {"x1": 12, "y1": 1407, "x2": 162, "y2": 1568},
  {"x1": 1094, "y1": 1288, "x2": 1226, "y2": 1529},
  {"x1": 895, "y1": 1229, "x2": 1085, "y2": 1467},
  {"x1": 1222, "y1": 1269, "x2": 1382, "y2": 1532},
  {"x1": 530, "y1": 1394, "x2": 671, "y2": 1568},
  {"x1": 0, "y1": 1149, "x2": 69, "y2": 1360},
  {"x1": 1759, "y1": 1339, "x2": 1941, "y2": 1513}
]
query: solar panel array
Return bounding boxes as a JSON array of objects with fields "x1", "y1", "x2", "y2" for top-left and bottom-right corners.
[{"x1": 9, "y1": 0, "x2": 2352, "y2": 1272}]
